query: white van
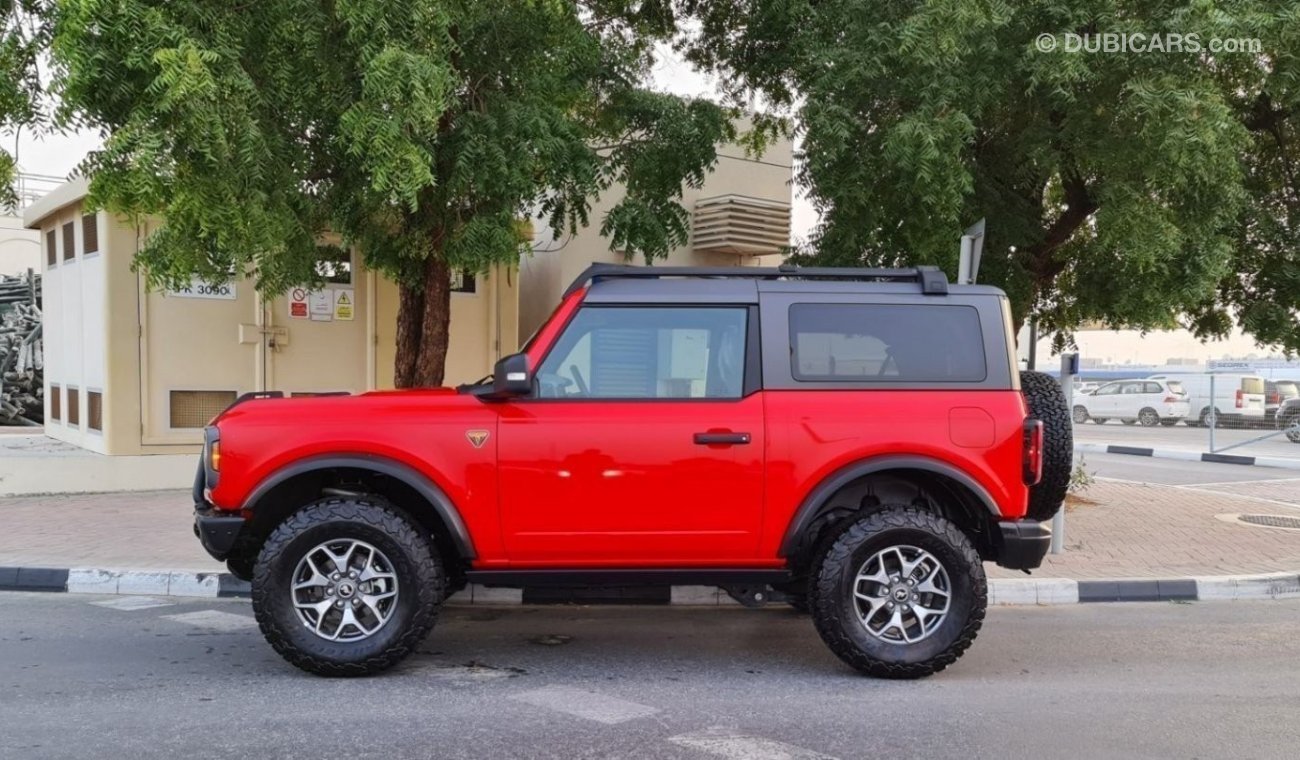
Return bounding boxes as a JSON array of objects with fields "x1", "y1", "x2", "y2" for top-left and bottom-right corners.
[{"x1": 1146, "y1": 373, "x2": 1267, "y2": 427}]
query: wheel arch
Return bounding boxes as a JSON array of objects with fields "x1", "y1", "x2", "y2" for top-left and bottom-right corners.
[
  {"x1": 241, "y1": 455, "x2": 476, "y2": 561},
  {"x1": 779, "y1": 455, "x2": 1001, "y2": 566}
]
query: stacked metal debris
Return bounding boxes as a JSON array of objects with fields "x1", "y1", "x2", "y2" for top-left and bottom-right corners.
[{"x1": 1, "y1": 270, "x2": 42, "y2": 426}]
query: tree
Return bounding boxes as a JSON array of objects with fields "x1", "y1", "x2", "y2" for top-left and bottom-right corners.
[
  {"x1": 0, "y1": 0, "x2": 48, "y2": 206},
  {"x1": 52, "y1": 0, "x2": 736, "y2": 386},
  {"x1": 680, "y1": 0, "x2": 1300, "y2": 352}
]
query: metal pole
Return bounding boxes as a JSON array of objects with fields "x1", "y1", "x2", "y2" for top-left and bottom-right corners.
[
  {"x1": 1027, "y1": 318, "x2": 1038, "y2": 371},
  {"x1": 1209, "y1": 374, "x2": 1216, "y2": 453},
  {"x1": 1051, "y1": 353, "x2": 1076, "y2": 554},
  {"x1": 957, "y1": 236, "x2": 972, "y2": 284}
]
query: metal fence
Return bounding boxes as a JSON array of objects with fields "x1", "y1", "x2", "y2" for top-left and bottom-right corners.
[{"x1": 1063, "y1": 365, "x2": 1300, "y2": 462}]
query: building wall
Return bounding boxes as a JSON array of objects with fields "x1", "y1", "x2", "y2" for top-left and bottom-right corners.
[
  {"x1": 0, "y1": 213, "x2": 40, "y2": 275},
  {"x1": 518, "y1": 137, "x2": 795, "y2": 336},
  {"x1": 34, "y1": 189, "x2": 111, "y2": 453}
]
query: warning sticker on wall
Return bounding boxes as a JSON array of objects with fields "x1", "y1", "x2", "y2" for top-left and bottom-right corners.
[
  {"x1": 289, "y1": 288, "x2": 309, "y2": 319},
  {"x1": 333, "y1": 289, "x2": 355, "y2": 321}
]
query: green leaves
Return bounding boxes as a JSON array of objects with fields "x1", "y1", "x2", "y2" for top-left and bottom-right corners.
[
  {"x1": 684, "y1": 0, "x2": 1300, "y2": 353},
  {"x1": 50, "y1": 0, "x2": 732, "y2": 296}
]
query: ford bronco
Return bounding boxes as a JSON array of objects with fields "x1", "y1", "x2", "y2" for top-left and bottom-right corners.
[{"x1": 192, "y1": 264, "x2": 1072, "y2": 678}]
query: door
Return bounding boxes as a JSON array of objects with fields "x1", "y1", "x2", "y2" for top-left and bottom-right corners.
[
  {"x1": 497, "y1": 304, "x2": 764, "y2": 564},
  {"x1": 1089, "y1": 382, "x2": 1121, "y2": 417},
  {"x1": 265, "y1": 247, "x2": 369, "y2": 395}
]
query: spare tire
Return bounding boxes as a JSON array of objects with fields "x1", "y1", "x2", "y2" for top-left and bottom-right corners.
[{"x1": 1020, "y1": 370, "x2": 1072, "y2": 522}]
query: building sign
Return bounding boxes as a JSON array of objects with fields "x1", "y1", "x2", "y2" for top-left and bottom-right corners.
[
  {"x1": 333, "y1": 289, "x2": 354, "y2": 321},
  {"x1": 309, "y1": 290, "x2": 333, "y2": 321},
  {"x1": 168, "y1": 276, "x2": 236, "y2": 300},
  {"x1": 289, "y1": 288, "x2": 309, "y2": 319}
]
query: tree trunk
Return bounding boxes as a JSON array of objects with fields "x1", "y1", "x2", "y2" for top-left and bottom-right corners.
[{"x1": 393, "y1": 255, "x2": 452, "y2": 388}]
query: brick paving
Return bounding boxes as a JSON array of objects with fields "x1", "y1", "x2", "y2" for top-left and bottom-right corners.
[{"x1": 2, "y1": 482, "x2": 1299, "y2": 579}]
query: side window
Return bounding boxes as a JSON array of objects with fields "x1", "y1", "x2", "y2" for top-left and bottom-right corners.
[
  {"x1": 1095, "y1": 383, "x2": 1119, "y2": 395},
  {"x1": 789, "y1": 303, "x2": 985, "y2": 383},
  {"x1": 1144, "y1": 382, "x2": 1163, "y2": 394},
  {"x1": 537, "y1": 306, "x2": 748, "y2": 399}
]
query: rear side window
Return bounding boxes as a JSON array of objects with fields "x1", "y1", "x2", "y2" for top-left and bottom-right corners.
[
  {"x1": 789, "y1": 304, "x2": 986, "y2": 383},
  {"x1": 1241, "y1": 377, "x2": 1265, "y2": 395}
]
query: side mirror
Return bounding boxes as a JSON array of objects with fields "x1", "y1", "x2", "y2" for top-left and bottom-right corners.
[{"x1": 490, "y1": 353, "x2": 532, "y2": 399}]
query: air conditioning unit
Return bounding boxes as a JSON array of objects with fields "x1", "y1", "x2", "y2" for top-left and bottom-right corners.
[{"x1": 691, "y1": 195, "x2": 791, "y2": 257}]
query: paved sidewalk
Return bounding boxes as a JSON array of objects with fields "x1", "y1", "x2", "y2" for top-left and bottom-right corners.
[
  {"x1": 2, "y1": 481, "x2": 1299, "y2": 580},
  {"x1": 988, "y1": 480, "x2": 1300, "y2": 579}
]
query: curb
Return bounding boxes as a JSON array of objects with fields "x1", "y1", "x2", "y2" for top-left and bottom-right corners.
[
  {"x1": 3, "y1": 566, "x2": 1300, "y2": 606},
  {"x1": 1075, "y1": 442, "x2": 1300, "y2": 471}
]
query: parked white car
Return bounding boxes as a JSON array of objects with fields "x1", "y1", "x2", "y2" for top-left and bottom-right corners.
[
  {"x1": 1073, "y1": 379, "x2": 1191, "y2": 427},
  {"x1": 1146, "y1": 373, "x2": 1267, "y2": 427}
]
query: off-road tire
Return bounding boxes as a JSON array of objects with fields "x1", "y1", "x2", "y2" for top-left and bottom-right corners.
[
  {"x1": 252, "y1": 497, "x2": 444, "y2": 677},
  {"x1": 1020, "y1": 370, "x2": 1072, "y2": 522},
  {"x1": 810, "y1": 508, "x2": 985, "y2": 679}
]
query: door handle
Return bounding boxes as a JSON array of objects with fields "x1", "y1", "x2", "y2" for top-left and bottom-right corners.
[{"x1": 693, "y1": 432, "x2": 751, "y2": 445}]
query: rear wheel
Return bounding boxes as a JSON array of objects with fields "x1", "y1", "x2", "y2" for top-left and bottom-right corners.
[
  {"x1": 1200, "y1": 407, "x2": 1220, "y2": 428},
  {"x1": 1092, "y1": 417, "x2": 1109, "y2": 424},
  {"x1": 1020, "y1": 371, "x2": 1072, "y2": 522},
  {"x1": 251, "y1": 497, "x2": 444, "y2": 677},
  {"x1": 1072, "y1": 405, "x2": 1089, "y2": 424},
  {"x1": 1138, "y1": 408, "x2": 1160, "y2": 427},
  {"x1": 1160, "y1": 419, "x2": 1180, "y2": 427},
  {"x1": 810, "y1": 508, "x2": 985, "y2": 679}
]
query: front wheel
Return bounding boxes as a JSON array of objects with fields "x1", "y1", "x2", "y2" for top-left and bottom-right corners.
[
  {"x1": 252, "y1": 497, "x2": 444, "y2": 677},
  {"x1": 1072, "y1": 405, "x2": 1089, "y2": 424},
  {"x1": 810, "y1": 508, "x2": 986, "y2": 679},
  {"x1": 1281, "y1": 414, "x2": 1300, "y2": 443}
]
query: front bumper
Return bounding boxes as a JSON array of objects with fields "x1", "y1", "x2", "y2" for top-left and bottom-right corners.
[
  {"x1": 995, "y1": 520, "x2": 1051, "y2": 571},
  {"x1": 194, "y1": 504, "x2": 245, "y2": 561}
]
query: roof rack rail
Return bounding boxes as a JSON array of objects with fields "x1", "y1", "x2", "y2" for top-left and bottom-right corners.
[{"x1": 562, "y1": 263, "x2": 949, "y2": 297}]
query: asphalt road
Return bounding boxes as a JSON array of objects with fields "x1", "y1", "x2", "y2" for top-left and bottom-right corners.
[
  {"x1": 3, "y1": 593, "x2": 1300, "y2": 759},
  {"x1": 1078, "y1": 450, "x2": 1300, "y2": 487},
  {"x1": 1073, "y1": 418, "x2": 1299, "y2": 460}
]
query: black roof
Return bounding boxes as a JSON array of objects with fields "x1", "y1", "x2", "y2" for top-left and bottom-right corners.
[{"x1": 563, "y1": 263, "x2": 951, "y2": 298}]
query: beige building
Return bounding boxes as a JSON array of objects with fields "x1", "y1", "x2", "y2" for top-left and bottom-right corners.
[
  {"x1": 24, "y1": 135, "x2": 792, "y2": 455},
  {"x1": 1, "y1": 212, "x2": 40, "y2": 276}
]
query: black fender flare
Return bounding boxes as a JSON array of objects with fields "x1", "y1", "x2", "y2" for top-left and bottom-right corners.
[
  {"x1": 241, "y1": 454, "x2": 476, "y2": 559},
  {"x1": 779, "y1": 455, "x2": 1000, "y2": 557}
]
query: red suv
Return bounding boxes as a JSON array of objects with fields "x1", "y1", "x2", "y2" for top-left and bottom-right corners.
[{"x1": 193, "y1": 264, "x2": 1071, "y2": 678}]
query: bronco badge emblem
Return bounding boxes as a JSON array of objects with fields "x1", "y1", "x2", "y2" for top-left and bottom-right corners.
[{"x1": 466, "y1": 429, "x2": 490, "y2": 449}]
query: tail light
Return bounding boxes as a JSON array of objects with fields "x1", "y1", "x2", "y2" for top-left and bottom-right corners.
[
  {"x1": 1235, "y1": 389, "x2": 1244, "y2": 409},
  {"x1": 1022, "y1": 419, "x2": 1044, "y2": 486},
  {"x1": 1268, "y1": 391, "x2": 1280, "y2": 404},
  {"x1": 1163, "y1": 396, "x2": 1178, "y2": 403}
]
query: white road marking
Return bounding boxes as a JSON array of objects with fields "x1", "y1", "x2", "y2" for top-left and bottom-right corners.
[
  {"x1": 668, "y1": 728, "x2": 839, "y2": 760},
  {"x1": 161, "y1": 610, "x2": 258, "y2": 632},
  {"x1": 90, "y1": 596, "x2": 175, "y2": 611},
  {"x1": 508, "y1": 686, "x2": 659, "y2": 724}
]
